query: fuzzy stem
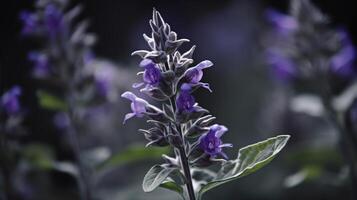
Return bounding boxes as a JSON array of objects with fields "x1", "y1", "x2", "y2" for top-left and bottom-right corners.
[
  {"x1": 169, "y1": 96, "x2": 196, "y2": 200},
  {"x1": 67, "y1": 126, "x2": 92, "y2": 200},
  {"x1": 67, "y1": 90, "x2": 92, "y2": 200},
  {"x1": 178, "y1": 146, "x2": 196, "y2": 200},
  {"x1": 322, "y1": 98, "x2": 357, "y2": 199}
]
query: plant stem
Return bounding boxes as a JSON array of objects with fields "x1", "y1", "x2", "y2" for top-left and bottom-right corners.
[
  {"x1": 169, "y1": 96, "x2": 196, "y2": 200},
  {"x1": 178, "y1": 146, "x2": 196, "y2": 200},
  {"x1": 322, "y1": 98, "x2": 357, "y2": 199},
  {"x1": 67, "y1": 93, "x2": 92, "y2": 200},
  {"x1": 68, "y1": 127, "x2": 92, "y2": 200}
]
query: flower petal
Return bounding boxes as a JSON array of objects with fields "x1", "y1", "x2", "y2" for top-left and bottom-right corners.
[
  {"x1": 132, "y1": 82, "x2": 145, "y2": 88},
  {"x1": 123, "y1": 112, "x2": 136, "y2": 124},
  {"x1": 195, "y1": 60, "x2": 213, "y2": 70},
  {"x1": 219, "y1": 152, "x2": 229, "y2": 160},
  {"x1": 121, "y1": 91, "x2": 137, "y2": 101},
  {"x1": 219, "y1": 143, "x2": 233, "y2": 148}
]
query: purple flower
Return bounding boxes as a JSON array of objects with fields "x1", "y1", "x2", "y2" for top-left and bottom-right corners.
[
  {"x1": 266, "y1": 49, "x2": 297, "y2": 80},
  {"x1": 331, "y1": 31, "x2": 356, "y2": 77},
  {"x1": 176, "y1": 84, "x2": 195, "y2": 113},
  {"x1": 121, "y1": 91, "x2": 149, "y2": 123},
  {"x1": 19, "y1": 11, "x2": 39, "y2": 35},
  {"x1": 1, "y1": 86, "x2": 22, "y2": 115},
  {"x1": 266, "y1": 9, "x2": 298, "y2": 34},
  {"x1": 28, "y1": 51, "x2": 50, "y2": 77},
  {"x1": 184, "y1": 60, "x2": 213, "y2": 92},
  {"x1": 53, "y1": 112, "x2": 70, "y2": 130},
  {"x1": 199, "y1": 124, "x2": 232, "y2": 159},
  {"x1": 94, "y1": 65, "x2": 116, "y2": 98},
  {"x1": 140, "y1": 59, "x2": 162, "y2": 85},
  {"x1": 83, "y1": 51, "x2": 95, "y2": 65},
  {"x1": 44, "y1": 4, "x2": 63, "y2": 37}
]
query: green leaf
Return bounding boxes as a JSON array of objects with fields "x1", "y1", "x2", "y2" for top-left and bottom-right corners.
[
  {"x1": 284, "y1": 165, "x2": 322, "y2": 188},
  {"x1": 22, "y1": 144, "x2": 55, "y2": 170},
  {"x1": 160, "y1": 180, "x2": 184, "y2": 197},
  {"x1": 37, "y1": 90, "x2": 67, "y2": 111},
  {"x1": 21, "y1": 144, "x2": 79, "y2": 178},
  {"x1": 96, "y1": 144, "x2": 170, "y2": 171},
  {"x1": 158, "y1": 170, "x2": 186, "y2": 198},
  {"x1": 143, "y1": 165, "x2": 176, "y2": 192},
  {"x1": 197, "y1": 135, "x2": 290, "y2": 199}
]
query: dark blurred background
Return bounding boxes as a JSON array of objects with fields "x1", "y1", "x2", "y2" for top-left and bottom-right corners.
[{"x1": 1, "y1": 0, "x2": 357, "y2": 199}]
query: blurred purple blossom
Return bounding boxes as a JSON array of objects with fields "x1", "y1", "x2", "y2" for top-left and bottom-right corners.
[
  {"x1": 53, "y1": 112, "x2": 70, "y2": 130},
  {"x1": 1, "y1": 86, "x2": 22, "y2": 115},
  {"x1": 83, "y1": 51, "x2": 95, "y2": 65},
  {"x1": 176, "y1": 84, "x2": 195, "y2": 113},
  {"x1": 199, "y1": 124, "x2": 232, "y2": 159},
  {"x1": 28, "y1": 51, "x2": 50, "y2": 77},
  {"x1": 94, "y1": 64, "x2": 118, "y2": 99},
  {"x1": 44, "y1": 4, "x2": 64, "y2": 37},
  {"x1": 266, "y1": 4, "x2": 356, "y2": 83},
  {"x1": 19, "y1": 11, "x2": 39, "y2": 35},
  {"x1": 266, "y1": 9, "x2": 298, "y2": 34},
  {"x1": 266, "y1": 49, "x2": 297, "y2": 81},
  {"x1": 121, "y1": 91, "x2": 149, "y2": 123},
  {"x1": 330, "y1": 30, "x2": 356, "y2": 77}
]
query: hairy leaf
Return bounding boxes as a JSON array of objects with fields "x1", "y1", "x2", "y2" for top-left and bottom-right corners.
[
  {"x1": 96, "y1": 144, "x2": 169, "y2": 171},
  {"x1": 197, "y1": 135, "x2": 290, "y2": 199},
  {"x1": 160, "y1": 180, "x2": 184, "y2": 198},
  {"x1": 143, "y1": 165, "x2": 176, "y2": 192}
]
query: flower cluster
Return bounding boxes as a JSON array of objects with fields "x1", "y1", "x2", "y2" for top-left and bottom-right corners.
[
  {"x1": 20, "y1": 0, "x2": 111, "y2": 93},
  {"x1": 20, "y1": 1, "x2": 108, "y2": 199},
  {"x1": 20, "y1": 0, "x2": 121, "y2": 119},
  {"x1": 266, "y1": 0, "x2": 357, "y2": 191},
  {"x1": 122, "y1": 9, "x2": 231, "y2": 160},
  {"x1": 266, "y1": 0, "x2": 356, "y2": 88},
  {"x1": 121, "y1": 9, "x2": 234, "y2": 200},
  {"x1": 121, "y1": 10, "x2": 291, "y2": 200}
]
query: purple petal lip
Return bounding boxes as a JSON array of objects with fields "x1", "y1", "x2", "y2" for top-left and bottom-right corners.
[
  {"x1": 121, "y1": 92, "x2": 149, "y2": 123},
  {"x1": 199, "y1": 124, "x2": 232, "y2": 159},
  {"x1": 140, "y1": 59, "x2": 156, "y2": 68},
  {"x1": 184, "y1": 60, "x2": 213, "y2": 84}
]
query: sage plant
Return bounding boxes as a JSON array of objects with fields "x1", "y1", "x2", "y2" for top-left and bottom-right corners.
[
  {"x1": 20, "y1": 0, "x2": 103, "y2": 199},
  {"x1": 266, "y1": 0, "x2": 357, "y2": 194},
  {"x1": 122, "y1": 9, "x2": 290, "y2": 200}
]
